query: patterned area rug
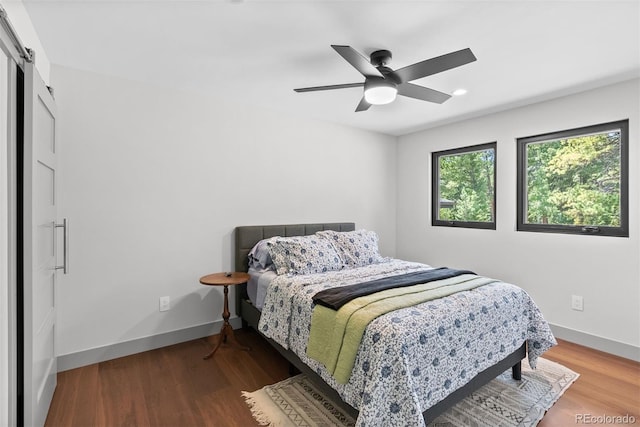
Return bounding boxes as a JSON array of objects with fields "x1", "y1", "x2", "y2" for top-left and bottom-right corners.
[{"x1": 242, "y1": 358, "x2": 578, "y2": 427}]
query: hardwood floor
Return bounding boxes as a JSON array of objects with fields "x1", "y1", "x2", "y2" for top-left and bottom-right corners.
[
  {"x1": 45, "y1": 330, "x2": 290, "y2": 427},
  {"x1": 539, "y1": 339, "x2": 639, "y2": 427},
  {"x1": 45, "y1": 331, "x2": 639, "y2": 426}
]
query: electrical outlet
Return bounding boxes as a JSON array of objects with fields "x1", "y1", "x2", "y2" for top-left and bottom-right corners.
[
  {"x1": 571, "y1": 295, "x2": 584, "y2": 311},
  {"x1": 159, "y1": 296, "x2": 170, "y2": 312}
]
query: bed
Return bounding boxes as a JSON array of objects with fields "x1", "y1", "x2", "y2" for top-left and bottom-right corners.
[{"x1": 234, "y1": 222, "x2": 556, "y2": 426}]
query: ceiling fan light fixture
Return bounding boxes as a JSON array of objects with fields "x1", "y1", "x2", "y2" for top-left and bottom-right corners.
[
  {"x1": 364, "y1": 78, "x2": 398, "y2": 105},
  {"x1": 293, "y1": 45, "x2": 477, "y2": 111}
]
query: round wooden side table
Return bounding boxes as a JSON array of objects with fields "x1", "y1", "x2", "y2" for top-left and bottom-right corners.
[{"x1": 199, "y1": 272, "x2": 251, "y2": 359}]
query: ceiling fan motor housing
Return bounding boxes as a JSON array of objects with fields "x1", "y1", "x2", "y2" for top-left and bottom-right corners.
[
  {"x1": 364, "y1": 76, "x2": 397, "y2": 91},
  {"x1": 370, "y1": 49, "x2": 392, "y2": 67}
]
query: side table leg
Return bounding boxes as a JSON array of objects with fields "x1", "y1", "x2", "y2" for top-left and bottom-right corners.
[
  {"x1": 203, "y1": 284, "x2": 251, "y2": 359},
  {"x1": 203, "y1": 332, "x2": 224, "y2": 360},
  {"x1": 223, "y1": 323, "x2": 251, "y2": 352}
]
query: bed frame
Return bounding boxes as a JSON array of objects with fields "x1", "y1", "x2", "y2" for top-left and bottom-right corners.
[{"x1": 234, "y1": 222, "x2": 525, "y2": 424}]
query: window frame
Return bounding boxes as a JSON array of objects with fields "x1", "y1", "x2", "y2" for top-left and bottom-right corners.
[
  {"x1": 431, "y1": 141, "x2": 497, "y2": 230},
  {"x1": 516, "y1": 119, "x2": 629, "y2": 237}
]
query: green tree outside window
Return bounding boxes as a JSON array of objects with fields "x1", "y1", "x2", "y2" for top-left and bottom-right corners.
[
  {"x1": 517, "y1": 120, "x2": 628, "y2": 237},
  {"x1": 432, "y1": 142, "x2": 496, "y2": 229}
]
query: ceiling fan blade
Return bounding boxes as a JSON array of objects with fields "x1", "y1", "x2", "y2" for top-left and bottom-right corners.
[
  {"x1": 294, "y1": 82, "x2": 364, "y2": 92},
  {"x1": 331, "y1": 45, "x2": 384, "y2": 78},
  {"x1": 355, "y1": 97, "x2": 371, "y2": 112},
  {"x1": 392, "y1": 48, "x2": 477, "y2": 83},
  {"x1": 398, "y1": 83, "x2": 451, "y2": 104}
]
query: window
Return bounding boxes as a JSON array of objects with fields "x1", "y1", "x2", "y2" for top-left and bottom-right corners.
[
  {"x1": 517, "y1": 120, "x2": 628, "y2": 237},
  {"x1": 432, "y1": 142, "x2": 496, "y2": 229}
]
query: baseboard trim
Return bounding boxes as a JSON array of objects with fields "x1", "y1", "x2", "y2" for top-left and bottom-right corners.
[
  {"x1": 549, "y1": 323, "x2": 640, "y2": 362},
  {"x1": 57, "y1": 317, "x2": 242, "y2": 372},
  {"x1": 58, "y1": 319, "x2": 639, "y2": 371}
]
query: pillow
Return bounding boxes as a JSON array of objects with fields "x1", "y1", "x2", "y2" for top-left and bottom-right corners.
[
  {"x1": 248, "y1": 237, "x2": 277, "y2": 270},
  {"x1": 266, "y1": 235, "x2": 343, "y2": 275},
  {"x1": 317, "y1": 229, "x2": 384, "y2": 268}
]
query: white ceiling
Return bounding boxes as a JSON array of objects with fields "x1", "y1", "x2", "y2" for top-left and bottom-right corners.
[{"x1": 21, "y1": 0, "x2": 640, "y2": 136}]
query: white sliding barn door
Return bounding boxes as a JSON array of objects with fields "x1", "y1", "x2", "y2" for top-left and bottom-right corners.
[{"x1": 22, "y1": 60, "x2": 59, "y2": 427}]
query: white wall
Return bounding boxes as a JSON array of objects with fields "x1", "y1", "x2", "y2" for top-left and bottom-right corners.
[
  {"x1": 396, "y1": 79, "x2": 639, "y2": 358},
  {"x1": 52, "y1": 64, "x2": 397, "y2": 361}
]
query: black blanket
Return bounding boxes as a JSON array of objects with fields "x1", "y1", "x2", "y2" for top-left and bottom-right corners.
[{"x1": 312, "y1": 267, "x2": 475, "y2": 310}]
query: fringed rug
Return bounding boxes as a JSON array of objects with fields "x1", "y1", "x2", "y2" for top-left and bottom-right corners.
[{"x1": 242, "y1": 358, "x2": 578, "y2": 427}]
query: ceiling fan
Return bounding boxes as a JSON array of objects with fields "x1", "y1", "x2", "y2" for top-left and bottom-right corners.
[{"x1": 294, "y1": 45, "x2": 477, "y2": 112}]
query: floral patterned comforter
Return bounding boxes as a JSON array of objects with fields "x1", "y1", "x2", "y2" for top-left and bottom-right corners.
[{"x1": 258, "y1": 259, "x2": 556, "y2": 427}]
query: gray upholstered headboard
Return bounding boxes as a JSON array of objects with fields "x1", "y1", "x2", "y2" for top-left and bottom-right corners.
[{"x1": 234, "y1": 222, "x2": 356, "y2": 273}]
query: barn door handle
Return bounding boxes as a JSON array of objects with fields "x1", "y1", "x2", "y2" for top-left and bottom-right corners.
[{"x1": 54, "y1": 218, "x2": 69, "y2": 274}]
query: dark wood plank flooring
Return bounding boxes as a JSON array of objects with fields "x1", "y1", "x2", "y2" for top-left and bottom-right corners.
[{"x1": 45, "y1": 330, "x2": 639, "y2": 426}]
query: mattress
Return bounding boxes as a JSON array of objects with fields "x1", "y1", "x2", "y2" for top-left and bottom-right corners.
[{"x1": 247, "y1": 267, "x2": 277, "y2": 311}]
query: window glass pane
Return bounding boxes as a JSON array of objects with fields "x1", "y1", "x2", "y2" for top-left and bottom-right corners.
[
  {"x1": 525, "y1": 129, "x2": 621, "y2": 227},
  {"x1": 432, "y1": 142, "x2": 496, "y2": 229},
  {"x1": 517, "y1": 119, "x2": 628, "y2": 237}
]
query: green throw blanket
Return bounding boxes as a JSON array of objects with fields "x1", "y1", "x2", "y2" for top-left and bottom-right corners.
[{"x1": 306, "y1": 274, "x2": 496, "y2": 384}]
